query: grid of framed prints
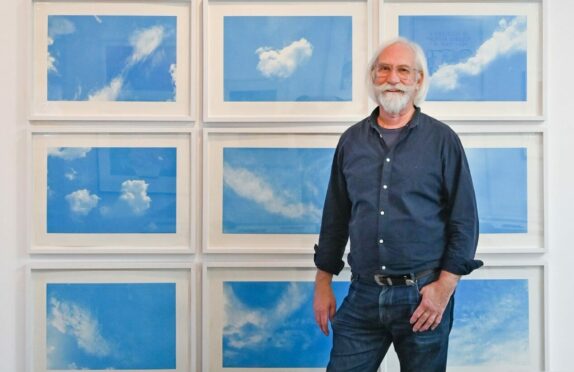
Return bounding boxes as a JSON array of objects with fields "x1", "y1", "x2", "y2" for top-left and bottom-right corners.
[
  {"x1": 26, "y1": 0, "x2": 548, "y2": 371},
  {"x1": 26, "y1": 263, "x2": 194, "y2": 372},
  {"x1": 31, "y1": 0, "x2": 194, "y2": 121}
]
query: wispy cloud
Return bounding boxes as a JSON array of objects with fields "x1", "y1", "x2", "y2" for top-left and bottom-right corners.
[
  {"x1": 119, "y1": 180, "x2": 151, "y2": 214},
  {"x1": 64, "y1": 168, "x2": 77, "y2": 181},
  {"x1": 223, "y1": 163, "x2": 322, "y2": 221},
  {"x1": 48, "y1": 297, "x2": 111, "y2": 357},
  {"x1": 47, "y1": 18, "x2": 76, "y2": 73},
  {"x1": 88, "y1": 25, "x2": 166, "y2": 101},
  {"x1": 224, "y1": 283, "x2": 311, "y2": 350},
  {"x1": 94, "y1": 15, "x2": 102, "y2": 24},
  {"x1": 88, "y1": 76, "x2": 124, "y2": 101},
  {"x1": 430, "y1": 16, "x2": 527, "y2": 91},
  {"x1": 129, "y1": 25, "x2": 165, "y2": 65},
  {"x1": 65, "y1": 189, "x2": 100, "y2": 215},
  {"x1": 48, "y1": 147, "x2": 92, "y2": 160},
  {"x1": 256, "y1": 38, "x2": 313, "y2": 78}
]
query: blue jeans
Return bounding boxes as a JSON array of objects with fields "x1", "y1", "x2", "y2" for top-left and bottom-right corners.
[{"x1": 327, "y1": 273, "x2": 454, "y2": 372}]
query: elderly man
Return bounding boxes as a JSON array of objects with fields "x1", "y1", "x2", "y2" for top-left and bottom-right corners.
[{"x1": 313, "y1": 38, "x2": 483, "y2": 372}]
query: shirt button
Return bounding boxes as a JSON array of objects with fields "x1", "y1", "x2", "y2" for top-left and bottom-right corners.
[
  {"x1": 386, "y1": 158, "x2": 390, "y2": 162},
  {"x1": 382, "y1": 266, "x2": 387, "y2": 270},
  {"x1": 379, "y1": 239, "x2": 384, "y2": 244},
  {"x1": 380, "y1": 210, "x2": 385, "y2": 215},
  {"x1": 383, "y1": 185, "x2": 388, "y2": 189},
  {"x1": 379, "y1": 134, "x2": 383, "y2": 138}
]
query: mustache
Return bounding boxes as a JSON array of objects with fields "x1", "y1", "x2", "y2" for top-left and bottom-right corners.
[{"x1": 374, "y1": 83, "x2": 414, "y2": 94}]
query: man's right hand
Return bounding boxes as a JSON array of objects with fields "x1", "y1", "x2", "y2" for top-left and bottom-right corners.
[{"x1": 313, "y1": 269, "x2": 336, "y2": 336}]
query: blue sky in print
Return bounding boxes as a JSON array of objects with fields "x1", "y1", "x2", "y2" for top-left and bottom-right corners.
[
  {"x1": 46, "y1": 283, "x2": 176, "y2": 370},
  {"x1": 47, "y1": 147, "x2": 177, "y2": 233},
  {"x1": 48, "y1": 15, "x2": 176, "y2": 101},
  {"x1": 223, "y1": 281, "x2": 349, "y2": 368},
  {"x1": 224, "y1": 16, "x2": 352, "y2": 102},
  {"x1": 222, "y1": 147, "x2": 334, "y2": 234},
  {"x1": 449, "y1": 279, "x2": 529, "y2": 366},
  {"x1": 466, "y1": 147, "x2": 527, "y2": 233},
  {"x1": 399, "y1": 15, "x2": 527, "y2": 101}
]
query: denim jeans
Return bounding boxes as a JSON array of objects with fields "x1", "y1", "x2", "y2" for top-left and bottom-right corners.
[{"x1": 327, "y1": 272, "x2": 454, "y2": 372}]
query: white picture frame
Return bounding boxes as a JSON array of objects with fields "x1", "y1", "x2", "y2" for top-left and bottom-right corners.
[
  {"x1": 26, "y1": 262, "x2": 195, "y2": 372},
  {"x1": 203, "y1": 127, "x2": 344, "y2": 253},
  {"x1": 381, "y1": 1, "x2": 543, "y2": 121},
  {"x1": 31, "y1": 0, "x2": 194, "y2": 121},
  {"x1": 382, "y1": 261, "x2": 546, "y2": 372},
  {"x1": 203, "y1": 0, "x2": 372, "y2": 122},
  {"x1": 456, "y1": 128, "x2": 544, "y2": 252},
  {"x1": 202, "y1": 261, "x2": 351, "y2": 372},
  {"x1": 29, "y1": 128, "x2": 194, "y2": 253}
]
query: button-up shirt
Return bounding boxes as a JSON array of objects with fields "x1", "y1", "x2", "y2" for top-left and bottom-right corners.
[{"x1": 314, "y1": 107, "x2": 482, "y2": 277}]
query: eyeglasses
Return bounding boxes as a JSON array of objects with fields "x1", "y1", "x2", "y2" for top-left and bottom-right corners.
[{"x1": 373, "y1": 63, "x2": 418, "y2": 80}]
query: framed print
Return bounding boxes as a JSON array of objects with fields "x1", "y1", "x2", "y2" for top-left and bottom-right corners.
[
  {"x1": 26, "y1": 262, "x2": 194, "y2": 372},
  {"x1": 203, "y1": 0, "x2": 371, "y2": 122},
  {"x1": 381, "y1": 2, "x2": 543, "y2": 120},
  {"x1": 31, "y1": 1, "x2": 193, "y2": 121},
  {"x1": 458, "y1": 130, "x2": 544, "y2": 252},
  {"x1": 382, "y1": 262, "x2": 546, "y2": 372},
  {"x1": 203, "y1": 128, "x2": 342, "y2": 253},
  {"x1": 202, "y1": 261, "x2": 351, "y2": 371},
  {"x1": 30, "y1": 129, "x2": 193, "y2": 253}
]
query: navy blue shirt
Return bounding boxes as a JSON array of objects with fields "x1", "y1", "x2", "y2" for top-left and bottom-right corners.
[{"x1": 314, "y1": 107, "x2": 482, "y2": 277}]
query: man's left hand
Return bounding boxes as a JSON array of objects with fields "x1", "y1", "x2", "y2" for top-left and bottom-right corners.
[{"x1": 409, "y1": 271, "x2": 460, "y2": 332}]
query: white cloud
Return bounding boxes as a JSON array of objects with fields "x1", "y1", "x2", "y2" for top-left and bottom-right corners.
[
  {"x1": 48, "y1": 297, "x2": 111, "y2": 357},
  {"x1": 430, "y1": 16, "x2": 527, "y2": 91},
  {"x1": 47, "y1": 18, "x2": 76, "y2": 74},
  {"x1": 65, "y1": 189, "x2": 100, "y2": 216},
  {"x1": 48, "y1": 147, "x2": 92, "y2": 161},
  {"x1": 119, "y1": 180, "x2": 151, "y2": 214},
  {"x1": 88, "y1": 76, "x2": 124, "y2": 101},
  {"x1": 223, "y1": 282, "x2": 311, "y2": 350},
  {"x1": 64, "y1": 168, "x2": 77, "y2": 181},
  {"x1": 129, "y1": 25, "x2": 165, "y2": 65},
  {"x1": 256, "y1": 38, "x2": 313, "y2": 78},
  {"x1": 169, "y1": 63, "x2": 177, "y2": 99},
  {"x1": 223, "y1": 163, "x2": 322, "y2": 221},
  {"x1": 94, "y1": 15, "x2": 102, "y2": 24}
]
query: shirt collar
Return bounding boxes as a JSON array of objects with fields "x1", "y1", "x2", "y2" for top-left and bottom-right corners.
[{"x1": 368, "y1": 106, "x2": 421, "y2": 133}]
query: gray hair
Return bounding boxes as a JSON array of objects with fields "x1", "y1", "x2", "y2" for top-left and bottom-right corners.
[{"x1": 367, "y1": 37, "x2": 429, "y2": 106}]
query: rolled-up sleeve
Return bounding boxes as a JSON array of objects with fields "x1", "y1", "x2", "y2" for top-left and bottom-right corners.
[
  {"x1": 440, "y1": 133, "x2": 483, "y2": 275},
  {"x1": 314, "y1": 142, "x2": 351, "y2": 275}
]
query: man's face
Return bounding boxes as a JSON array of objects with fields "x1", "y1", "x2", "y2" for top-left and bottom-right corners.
[{"x1": 371, "y1": 43, "x2": 422, "y2": 115}]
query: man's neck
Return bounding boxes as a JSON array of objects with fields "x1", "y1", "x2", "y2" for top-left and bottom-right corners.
[{"x1": 377, "y1": 105, "x2": 416, "y2": 129}]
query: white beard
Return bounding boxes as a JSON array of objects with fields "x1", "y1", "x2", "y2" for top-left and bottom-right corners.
[{"x1": 372, "y1": 83, "x2": 417, "y2": 115}]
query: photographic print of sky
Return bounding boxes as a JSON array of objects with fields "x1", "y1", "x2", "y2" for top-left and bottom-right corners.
[
  {"x1": 222, "y1": 281, "x2": 349, "y2": 368},
  {"x1": 47, "y1": 147, "x2": 177, "y2": 233},
  {"x1": 47, "y1": 15, "x2": 177, "y2": 101},
  {"x1": 224, "y1": 16, "x2": 352, "y2": 102},
  {"x1": 449, "y1": 279, "x2": 530, "y2": 366},
  {"x1": 399, "y1": 15, "x2": 527, "y2": 101},
  {"x1": 466, "y1": 147, "x2": 527, "y2": 233},
  {"x1": 46, "y1": 282, "x2": 176, "y2": 370},
  {"x1": 222, "y1": 147, "x2": 334, "y2": 234}
]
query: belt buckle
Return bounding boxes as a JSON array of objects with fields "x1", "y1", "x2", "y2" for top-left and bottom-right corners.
[{"x1": 374, "y1": 274, "x2": 395, "y2": 286}]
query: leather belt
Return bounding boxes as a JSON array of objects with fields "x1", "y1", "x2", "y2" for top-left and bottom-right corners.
[{"x1": 354, "y1": 269, "x2": 438, "y2": 286}]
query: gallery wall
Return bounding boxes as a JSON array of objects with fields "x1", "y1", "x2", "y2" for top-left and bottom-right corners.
[{"x1": 1, "y1": 0, "x2": 574, "y2": 371}]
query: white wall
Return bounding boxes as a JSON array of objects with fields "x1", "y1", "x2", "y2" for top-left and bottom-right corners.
[{"x1": 1, "y1": 0, "x2": 573, "y2": 371}]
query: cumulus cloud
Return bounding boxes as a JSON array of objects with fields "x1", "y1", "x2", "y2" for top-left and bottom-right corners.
[
  {"x1": 256, "y1": 38, "x2": 313, "y2": 78},
  {"x1": 48, "y1": 297, "x2": 111, "y2": 357},
  {"x1": 129, "y1": 25, "x2": 165, "y2": 65},
  {"x1": 430, "y1": 16, "x2": 527, "y2": 91},
  {"x1": 88, "y1": 76, "x2": 124, "y2": 101},
  {"x1": 48, "y1": 147, "x2": 92, "y2": 160},
  {"x1": 169, "y1": 63, "x2": 177, "y2": 97},
  {"x1": 65, "y1": 189, "x2": 100, "y2": 215},
  {"x1": 224, "y1": 282, "x2": 310, "y2": 350},
  {"x1": 223, "y1": 163, "x2": 322, "y2": 221},
  {"x1": 119, "y1": 180, "x2": 151, "y2": 214}
]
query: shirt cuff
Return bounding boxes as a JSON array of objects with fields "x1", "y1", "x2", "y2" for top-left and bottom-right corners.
[
  {"x1": 441, "y1": 258, "x2": 484, "y2": 276},
  {"x1": 313, "y1": 244, "x2": 345, "y2": 275}
]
